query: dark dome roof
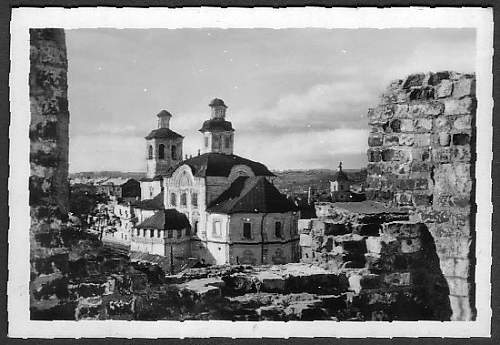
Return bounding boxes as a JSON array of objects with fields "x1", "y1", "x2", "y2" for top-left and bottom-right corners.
[
  {"x1": 166, "y1": 152, "x2": 275, "y2": 178},
  {"x1": 332, "y1": 170, "x2": 349, "y2": 182},
  {"x1": 199, "y1": 118, "x2": 234, "y2": 132},
  {"x1": 145, "y1": 128, "x2": 183, "y2": 140},
  {"x1": 209, "y1": 98, "x2": 227, "y2": 107},
  {"x1": 157, "y1": 110, "x2": 172, "y2": 118}
]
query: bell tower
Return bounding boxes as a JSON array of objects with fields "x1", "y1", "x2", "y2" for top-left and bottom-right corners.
[
  {"x1": 199, "y1": 98, "x2": 235, "y2": 155},
  {"x1": 145, "y1": 110, "x2": 184, "y2": 179}
]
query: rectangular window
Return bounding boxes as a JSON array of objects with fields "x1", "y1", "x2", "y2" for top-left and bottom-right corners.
[
  {"x1": 136, "y1": 229, "x2": 140, "y2": 236},
  {"x1": 149, "y1": 229, "x2": 155, "y2": 238},
  {"x1": 213, "y1": 221, "x2": 221, "y2": 237},
  {"x1": 157, "y1": 230, "x2": 161, "y2": 238},
  {"x1": 181, "y1": 193, "x2": 187, "y2": 206},
  {"x1": 177, "y1": 229, "x2": 182, "y2": 238},
  {"x1": 193, "y1": 221, "x2": 198, "y2": 235},
  {"x1": 192, "y1": 193, "x2": 198, "y2": 206},
  {"x1": 275, "y1": 221, "x2": 282, "y2": 238},
  {"x1": 167, "y1": 230, "x2": 173, "y2": 238},
  {"x1": 224, "y1": 136, "x2": 230, "y2": 148},
  {"x1": 243, "y1": 222, "x2": 251, "y2": 239},
  {"x1": 204, "y1": 137, "x2": 209, "y2": 147}
]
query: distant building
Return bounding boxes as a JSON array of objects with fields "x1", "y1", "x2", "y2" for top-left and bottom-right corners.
[
  {"x1": 330, "y1": 162, "x2": 351, "y2": 202},
  {"x1": 95, "y1": 178, "x2": 141, "y2": 199}
]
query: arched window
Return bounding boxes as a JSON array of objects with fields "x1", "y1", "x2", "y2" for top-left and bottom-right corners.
[
  {"x1": 180, "y1": 193, "x2": 187, "y2": 206},
  {"x1": 275, "y1": 221, "x2": 282, "y2": 238},
  {"x1": 171, "y1": 145, "x2": 177, "y2": 160},
  {"x1": 148, "y1": 145, "x2": 153, "y2": 159},
  {"x1": 158, "y1": 144, "x2": 165, "y2": 159},
  {"x1": 192, "y1": 193, "x2": 198, "y2": 206},
  {"x1": 170, "y1": 193, "x2": 177, "y2": 206}
]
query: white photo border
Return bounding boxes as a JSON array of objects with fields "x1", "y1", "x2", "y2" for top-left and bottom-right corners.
[{"x1": 8, "y1": 6, "x2": 493, "y2": 338}]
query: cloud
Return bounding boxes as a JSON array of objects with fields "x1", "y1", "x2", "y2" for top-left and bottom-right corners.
[{"x1": 236, "y1": 128, "x2": 369, "y2": 170}]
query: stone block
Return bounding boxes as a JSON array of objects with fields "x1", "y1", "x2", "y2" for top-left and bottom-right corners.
[
  {"x1": 412, "y1": 193, "x2": 433, "y2": 207},
  {"x1": 410, "y1": 161, "x2": 432, "y2": 173},
  {"x1": 452, "y1": 133, "x2": 471, "y2": 146},
  {"x1": 436, "y1": 79, "x2": 453, "y2": 98},
  {"x1": 367, "y1": 148, "x2": 382, "y2": 162},
  {"x1": 383, "y1": 272, "x2": 411, "y2": 286},
  {"x1": 403, "y1": 73, "x2": 426, "y2": 89},
  {"x1": 438, "y1": 133, "x2": 451, "y2": 146},
  {"x1": 449, "y1": 295, "x2": 474, "y2": 321},
  {"x1": 367, "y1": 162, "x2": 383, "y2": 175},
  {"x1": 418, "y1": 209, "x2": 451, "y2": 224},
  {"x1": 382, "y1": 222, "x2": 426, "y2": 238},
  {"x1": 434, "y1": 236, "x2": 471, "y2": 259},
  {"x1": 444, "y1": 97, "x2": 475, "y2": 115},
  {"x1": 383, "y1": 134, "x2": 400, "y2": 146},
  {"x1": 432, "y1": 147, "x2": 451, "y2": 163},
  {"x1": 394, "y1": 104, "x2": 409, "y2": 117},
  {"x1": 434, "y1": 163, "x2": 471, "y2": 196},
  {"x1": 452, "y1": 78, "x2": 475, "y2": 99},
  {"x1": 368, "y1": 133, "x2": 384, "y2": 147},
  {"x1": 451, "y1": 146, "x2": 471, "y2": 162},
  {"x1": 394, "y1": 192, "x2": 413, "y2": 206},
  {"x1": 408, "y1": 102, "x2": 444, "y2": 117},
  {"x1": 434, "y1": 116, "x2": 451, "y2": 131},
  {"x1": 399, "y1": 119, "x2": 414, "y2": 132},
  {"x1": 414, "y1": 118, "x2": 433, "y2": 132},
  {"x1": 365, "y1": 236, "x2": 383, "y2": 254},
  {"x1": 453, "y1": 115, "x2": 472, "y2": 130},
  {"x1": 399, "y1": 134, "x2": 414, "y2": 146},
  {"x1": 413, "y1": 133, "x2": 431, "y2": 146},
  {"x1": 439, "y1": 257, "x2": 471, "y2": 279},
  {"x1": 447, "y1": 277, "x2": 473, "y2": 297}
]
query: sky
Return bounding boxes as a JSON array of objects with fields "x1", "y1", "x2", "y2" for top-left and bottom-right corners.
[{"x1": 66, "y1": 28, "x2": 475, "y2": 173}]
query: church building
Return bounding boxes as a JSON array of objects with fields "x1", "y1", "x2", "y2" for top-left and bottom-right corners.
[
  {"x1": 330, "y1": 162, "x2": 351, "y2": 202},
  {"x1": 131, "y1": 98, "x2": 300, "y2": 268}
]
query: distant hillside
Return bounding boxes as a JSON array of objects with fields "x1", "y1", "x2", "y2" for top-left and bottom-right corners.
[
  {"x1": 70, "y1": 171, "x2": 145, "y2": 180},
  {"x1": 273, "y1": 169, "x2": 367, "y2": 195},
  {"x1": 69, "y1": 169, "x2": 367, "y2": 195}
]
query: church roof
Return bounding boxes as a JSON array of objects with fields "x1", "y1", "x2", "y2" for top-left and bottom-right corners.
[
  {"x1": 199, "y1": 118, "x2": 234, "y2": 132},
  {"x1": 207, "y1": 176, "x2": 298, "y2": 214},
  {"x1": 139, "y1": 175, "x2": 163, "y2": 182},
  {"x1": 209, "y1": 98, "x2": 227, "y2": 107},
  {"x1": 166, "y1": 152, "x2": 275, "y2": 178},
  {"x1": 131, "y1": 192, "x2": 164, "y2": 210},
  {"x1": 332, "y1": 170, "x2": 349, "y2": 182},
  {"x1": 136, "y1": 209, "x2": 190, "y2": 230},
  {"x1": 157, "y1": 110, "x2": 172, "y2": 118},
  {"x1": 145, "y1": 128, "x2": 184, "y2": 140}
]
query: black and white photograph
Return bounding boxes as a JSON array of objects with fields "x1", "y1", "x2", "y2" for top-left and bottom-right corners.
[{"x1": 7, "y1": 7, "x2": 493, "y2": 338}]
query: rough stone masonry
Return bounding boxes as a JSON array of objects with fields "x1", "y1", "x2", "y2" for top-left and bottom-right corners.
[
  {"x1": 365, "y1": 71, "x2": 476, "y2": 320},
  {"x1": 29, "y1": 28, "x2": 71, "y2": 319}
]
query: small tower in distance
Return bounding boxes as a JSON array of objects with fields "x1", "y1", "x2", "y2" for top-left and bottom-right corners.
[
  {"x1": 330, "y1": 161, "x2": 351, "y2": 202},
  {"x1": 199, "y1": 98, "x2": 235, "y2": 155},
  {"x1": 145, "y1": 110, "x2": 184, "y2": 179}
]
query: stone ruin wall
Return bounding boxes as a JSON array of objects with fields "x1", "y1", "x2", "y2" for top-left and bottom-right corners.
[
  {"x1": 365, "y1": 71, "x2": 476, "y2": 320},
  {"x1": 29, "y1": 29, "x2": 72, "y2": 318}
]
